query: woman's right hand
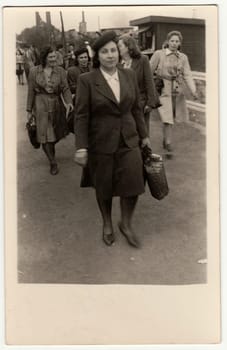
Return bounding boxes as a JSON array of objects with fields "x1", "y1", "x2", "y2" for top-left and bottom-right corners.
[{"x1": 74, "y1": 149, "x2": 88, "y2": 167}]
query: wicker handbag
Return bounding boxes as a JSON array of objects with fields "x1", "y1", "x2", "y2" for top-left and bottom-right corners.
[{"x1": 142, "y1": 146, "x2": 169, "y2": 200}]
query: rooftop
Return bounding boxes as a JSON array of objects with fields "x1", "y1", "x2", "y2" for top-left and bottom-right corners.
[{"x1": 130, "y1": 15, "x2": 205, "y2": 26}]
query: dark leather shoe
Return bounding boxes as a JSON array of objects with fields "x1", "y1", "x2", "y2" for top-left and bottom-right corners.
[
  {"x1": 103, "y1": 231, "x2": 115, "y2": 246},
  {"x1": 50, "y1": 163, "x2": 59, "y2": 175},
  {"x1": 118, "y1": 223, "x2": 140, "y2": 248}
]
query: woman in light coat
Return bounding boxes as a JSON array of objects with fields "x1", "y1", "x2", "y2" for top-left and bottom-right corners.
[{"x1": 150, "y1": 31, "x2": 198, "y2": 156}]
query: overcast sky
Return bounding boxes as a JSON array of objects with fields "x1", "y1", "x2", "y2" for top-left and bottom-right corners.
[{"x1": 12, "y1": 5, "x2": 207, "y2": 34}]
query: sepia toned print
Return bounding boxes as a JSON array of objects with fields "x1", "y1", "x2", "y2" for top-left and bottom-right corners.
[{"x1": 4, "y1": 4, "x2": 220, "y2": 345}]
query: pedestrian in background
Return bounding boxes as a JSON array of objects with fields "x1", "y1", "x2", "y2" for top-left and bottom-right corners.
[
  {"x1": 117, "y1": 34, "x2": 160, "y2": 135},
  {"x1": 66, "y1": 43, "x2": 76, "y2": 69},
  {"x1": 16, "y1": 47, "x2": 25, "y2": 85},
  {"x1": 55, "y1": 44, "x2": 65, "y2": 68},
  {"x1": 26, "y1": 46, "x2": 73, "y2": 175},
  {"x1": 67, "y1": 47, "x2": 91, "y2": 133},
  {"x1": 150, "y1": 30, "x2": 198, "y2": 156},
  {"x1": 74, "y1": 31, "x2": 151, "y2": 248},
  {"x1": 24, "y1": 44, "x2": 37, "y2": 81},
  {"x1": 67, "y1": 47, "x2": 91, "y2": 96}
]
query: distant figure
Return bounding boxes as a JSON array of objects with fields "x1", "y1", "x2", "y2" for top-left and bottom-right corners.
[
  {"x1": 150, "y1": 30, "x2": 198, "y2": 157},
  {"x1": 16, "y1": 47, "x2": 25, "y2": 85},
  {"x1": 66, "y1": 44, "x2": 75, "y2": 69},
  {"x1": 55, "y1": 44, "x2": 65, "y2": 68},
  {"x1": 67, "y1": 47, "x2": 91, "y2": 133},
  {"x1": 84, "y1": 41, "x2": 93, "y2": 58},
  {"x1": 118, "y1": 35, "x2": 160, "y2": 135},
  {"x1": 24, "y1": 44, "x2": 36, "y2": 81},
  {"x1": 26, "y1": 46, "x2": 73, "y2": 175},
  {"x1": 67, "y1": 47, "x2": 91, "y2": 96}
]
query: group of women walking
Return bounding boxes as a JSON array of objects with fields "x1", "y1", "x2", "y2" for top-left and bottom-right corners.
[{"x1": 26, "y1": 29, "x2": 197, "y2": 247}]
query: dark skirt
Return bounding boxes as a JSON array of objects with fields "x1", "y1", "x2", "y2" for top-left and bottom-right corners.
[{"x1": 81, "y1": 145, "x2": 145, "y2": 199}]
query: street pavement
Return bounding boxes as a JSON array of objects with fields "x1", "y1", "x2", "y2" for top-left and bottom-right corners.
[{"x1": 17, "y1": 83, "x2": 207, "y2": 284}]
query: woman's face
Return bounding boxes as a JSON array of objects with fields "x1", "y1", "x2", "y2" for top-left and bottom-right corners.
[
  {"x1": 98, "y1": 41, "x2": 119, "y2": 71},
  {"x1": 117, "y1": 39, "x2": 129, "y2": 58},
  {"x1": 78, "y1": 52, "x2": 89, "y2": 67},
  {"x1": 46, "y1": 51, "x2": 57, "y2": 67},
  {"x1": 168, "y1": 35, "x2": 181, "y2": 51}
]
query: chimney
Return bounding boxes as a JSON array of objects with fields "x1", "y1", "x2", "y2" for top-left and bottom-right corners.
[
  {"x1": 35, "y1": 12, "x2": 42, "y2": 27},
  {"x1": 46, "y1": 11, "x2": 51, "y2": 27}
]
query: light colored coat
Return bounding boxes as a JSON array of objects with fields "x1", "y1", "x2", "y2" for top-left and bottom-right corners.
[{"x1": 150, "y1": 49, "x2": 196, "y2": 124}]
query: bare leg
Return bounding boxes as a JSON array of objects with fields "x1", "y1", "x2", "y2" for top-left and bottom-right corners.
[
  {"x1": 119, "y1": 196, "x2": 140, "y2": 248},
  {"x1": 163, "y1": 123, "x2": 173, "y2": 145},
  {"x1": 163, "y1": 123, "x2": 173, "y2": 155},
  {"x1": 96, "y1": 195, "x2": 115, "y2": 245}
]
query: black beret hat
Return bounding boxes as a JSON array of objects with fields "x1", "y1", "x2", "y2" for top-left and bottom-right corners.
[
  {"x1": 74, "y1": 47, "x2": 88, "y2": 57},
  {"x1": 92, "y1": 30, "x2": 117, "y2": 52}
]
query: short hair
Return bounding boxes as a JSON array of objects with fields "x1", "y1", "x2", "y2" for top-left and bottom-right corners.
[
  {"x1": 74, "y1": 48, "x2": 90, "y2": 66},
  {"x1": 118, "y1": 35, "x2": 141, "y2": 59},
  {"x1": 166, "y1": 31, "x2": 183, "y2": 43},
  {"x1": 40, "y1": 46, "x2": 55, "y2": 67},
  {"x1": 92, "y1": 39, "x2": 119, "y2": 68}
]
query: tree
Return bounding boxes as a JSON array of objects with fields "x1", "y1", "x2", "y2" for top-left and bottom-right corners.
[{"x1": 17, "y1": 24, "x2": 61, "y2": 50}]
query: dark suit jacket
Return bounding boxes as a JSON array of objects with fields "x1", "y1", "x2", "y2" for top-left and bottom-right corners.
[
  {"x1": 129, "y1": 55, "x2": 160, "y2": 109},
  {"x1": 67, "y1": 65, "x2": 91, "y2": 94},
  {"x1": 75, "y1": 67, "x2": 148, "y2": 154}
]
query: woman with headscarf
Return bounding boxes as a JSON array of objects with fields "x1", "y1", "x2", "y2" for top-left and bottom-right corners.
[
  {"x1": 26, "y1": 46, "x2": 73, "y2": 175},
  {"x1": 74, "y1": 31, "x2": 151, "y2": 248}
]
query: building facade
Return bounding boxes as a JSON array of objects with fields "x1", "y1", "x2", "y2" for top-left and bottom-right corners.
[{"x1": 130, "y1": 16, "x2": 205, "y2": 72}]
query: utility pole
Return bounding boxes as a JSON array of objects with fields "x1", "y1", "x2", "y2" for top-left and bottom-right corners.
[{"x1": 60, "y1": 11, "x2": 67, "y2": 53}]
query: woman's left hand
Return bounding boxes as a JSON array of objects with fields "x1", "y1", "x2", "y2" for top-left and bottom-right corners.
[
  {"x1": 66, "y1": 103, "x2": 74, "y2": 112},
  {"x1": 65, "y1": 103, "x2": 74, "y2": 118},
  {"x1": 141, "y1": 137, "x2": 151, "y2": 149}
]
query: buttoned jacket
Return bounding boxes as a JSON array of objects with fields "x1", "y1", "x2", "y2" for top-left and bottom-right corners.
[{"x1": 75, "y1": 67, "x2": 147, "y2": 154}]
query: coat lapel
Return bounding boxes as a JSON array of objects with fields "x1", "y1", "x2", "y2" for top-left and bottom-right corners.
[
  {"x1": 118, "y1": 68, "x2": 127, "y2": 103},
  {"x1": 94, "y1": 69, "x2": 119, "y2": 106}
]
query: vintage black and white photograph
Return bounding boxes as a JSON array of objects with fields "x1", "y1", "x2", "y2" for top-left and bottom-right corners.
[
  {"x1": 15, "y1": 5, "x2": 207, "y2": 284},
  {"x1": 3, "y1": 3, "x2": 220, "y2": 345}
]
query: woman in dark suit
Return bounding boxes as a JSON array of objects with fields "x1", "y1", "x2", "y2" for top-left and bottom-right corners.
[
  {"x1": 117, "y1": 35, "x2": 160, "y2": 134},
  {"x1": 67, "y1": 47, "x2": 91, "y2": 96},
  {"x1": 74, "y1": 31, "x2": 151, "y2": 248}
]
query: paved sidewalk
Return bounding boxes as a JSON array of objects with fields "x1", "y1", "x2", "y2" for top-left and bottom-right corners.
[{"x1": 17, "y1": 84, "x2": 207, "y2": 284}]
